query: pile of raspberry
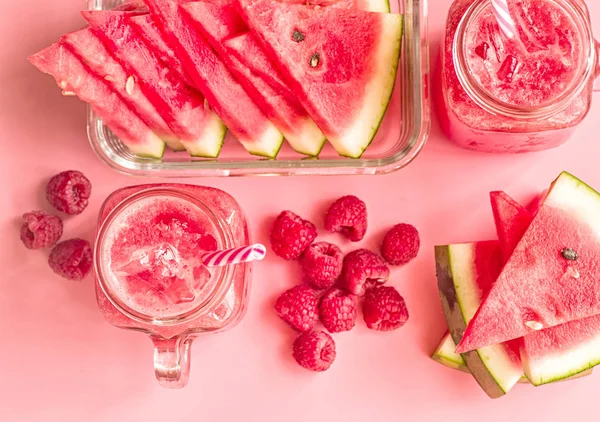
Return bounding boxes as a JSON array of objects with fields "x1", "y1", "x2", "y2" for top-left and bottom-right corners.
[
  {"x1": 19, "y1": 170, "x2": 93, "y2": 281},
  {"x1": 270, "y1": 195, "x2": 420, "y2": 372}
]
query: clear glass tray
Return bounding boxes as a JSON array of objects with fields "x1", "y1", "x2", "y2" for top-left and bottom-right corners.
[{"x1": 87, "y1": 0, "x2": 430, "y2": 177}]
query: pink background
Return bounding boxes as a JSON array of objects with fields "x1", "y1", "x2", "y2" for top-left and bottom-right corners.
[{"x1": 2, "y1": 0, "x2": 600, "y2": 420}]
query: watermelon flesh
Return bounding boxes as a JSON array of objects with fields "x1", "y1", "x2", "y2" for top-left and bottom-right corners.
[
  {"x1": 238, "y1": 0, "x2": 402, "y2": 158},
  {"x1": 83, "y1": 10, "x2": 226, "y2": 158},
  {"x1": 457, "y1": 172, "x2": 600, "y2": 353},
  {"x1": 490, "y1": 191, "x2": 534, "y2": 263},
  {"x1": 28, "y1": 43, "x2": 165, "y2": 158},
  {"x1": 128, "y1": 14, "x2": 195, "y2": 87},
  {"x1": 143, "y1": 0, "x2": 284, "y2": 158},
  {"x1": 61, "y1": 28, "x2": 185, "y2": 152},
  {"x1": 182, "y1": 1, "x2": 326, "y2": 156},
  {"x1": 276, "y1": 0, "x2": 390, "y2": 12}
]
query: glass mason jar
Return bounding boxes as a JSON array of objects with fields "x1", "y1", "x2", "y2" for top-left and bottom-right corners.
[
  {"x1": 437, "y1": 0, "x2": 600, "y2": 153},
  {"x1": 93, "y1": 184, "x2": 251, "y2": 388}
]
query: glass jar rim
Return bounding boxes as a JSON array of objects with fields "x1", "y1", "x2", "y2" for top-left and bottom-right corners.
[
  {"x1": 453, "y1": 0, "x2": 597, "y2": 120},
  {"x1": 93, "y1": 187, "x2": 235, "y2": 326}
]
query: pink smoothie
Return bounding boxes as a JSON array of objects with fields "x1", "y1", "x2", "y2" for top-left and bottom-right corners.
[
  {"x1": 94, "y1": 184, "x2": 251, "y2": 339},
  {"x1": 101, "y1": 195, "x2": 220, "y2": 318},
  {"x1": 438, "y1": 0, "x2": 594, "y2": 153}
]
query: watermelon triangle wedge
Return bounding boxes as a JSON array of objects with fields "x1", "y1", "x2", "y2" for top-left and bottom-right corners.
[
  {"x1": 182, "y1": 1, "x2": 327, "y2": 157},
  {"x1": 28, "y1": 43, "x2": 165, "y2": 158},
  {"x1": 143, "y1": 0, "x2": 284, "y2": 158},
  {"x1": 457, "y1": 172, "x2": 600, "y2": 353},
  {"x1": 436, "y1": 192, "x2": 532, "y2": 398},
  {"x1": 82, "y1": 10, "x2": 227, "y2": 158},
  {"x1": 238, "y1": 0, "x2": 403, "y2": 158},
  {"x1": 61, "y1": 27, "x2": 185, "y2": 152}
]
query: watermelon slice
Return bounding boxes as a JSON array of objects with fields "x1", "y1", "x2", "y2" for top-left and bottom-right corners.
[
  {"x1": 61, "y1": 28, "x2": 185, "y2": 152},
  {"x1": 431, "y1": 332, "x2": 468, "y2": 372},
  {"x1": 29, "y1": 43, "x2": 165, "y2": 158},
  {"x1": 436, "y1": 192, "x2": 534, "y2": 397},
  {"x1": 128, "y1": 14, "x2": 195, "y2": 87},
  {"x1": 436, "y1": 241, "x2": 521, "y2": 398},
  {"x1": 457, "y1": 172, "x2": 600, "y2": 352},
  {"x1": 490, "y1": 191, "x2": 534, "y2": 262},
  {"x1": 432, "y1": 332, "x2": 593, "y2": 383},
  {"x1": 521, "y1": 313, "x2": 600, "y2": 385},
  {"x1": 238, "y1": 0, "x2": 402, "y2": 158},
  {"x1": 82, "y1": 10, "x2": 226, "y2": 158},
  {"x1": 277, "y1": 0, "x2": 390, "y2": 12},
  {"x1": 182, "y1": 1, "x2": 326, "y2": 156},
  {"x1": 143, "y1": 0, "x2": 284, "y2": 158}
]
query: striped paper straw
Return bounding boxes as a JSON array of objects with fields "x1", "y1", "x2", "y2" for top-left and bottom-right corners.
[
  {"x1": 202, "y1": 243, "x2": 267, "y2": 267},
  {"x1": 491, "y1": 0, "x2": 518, "y2": 39}
]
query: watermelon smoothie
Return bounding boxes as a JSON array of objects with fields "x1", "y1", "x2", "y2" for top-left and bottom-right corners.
[
  {"x1": 94, "y1": 184, "x2": 251, "y2": 388},
  {"x1": 437, "y1": 0, "x2": 600, "y2": 152}
]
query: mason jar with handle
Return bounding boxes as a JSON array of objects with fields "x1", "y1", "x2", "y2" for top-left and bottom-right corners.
[
  {"x1": 93, "y1": 184, "x2": 252, "y2": 388},
  {"x1": 437, "y1": 0, "x2": 600, "y2": 153}
]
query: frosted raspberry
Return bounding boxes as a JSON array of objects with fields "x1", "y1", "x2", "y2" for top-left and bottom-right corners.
[
  {"x1": 48, "y1": 238, "x2": 93, "y2": 281},
  {"x1": 292, "y1": 330, "x2": 336, "y2": 372},
  {"x1": 363, "y1": 286, "x2": 409, "y2": 331},
  {"x1": 301, "y1": 242, "x2": 344, "y2": 289},
  {"x1": 319, "y1": 288, "x2": 357, "y2": 333},
  {"x1": 20, "y1": 211, "x2": 63, "y2": 249},
  {"x1": 274, "y1": 284, "x2": 319, "y2": 332},
  {"x1": 46, "y1": 170, "x2": 92, "y2": 215},
  {"x1": 381, "y1": 223, "x2": 420, "y2": 265},
  {"x1": 270, "y1": 211, "x2": 317, "y2": 260},
  {"x1": 341, "y1": 249, "x2": 389, "y2": 296},
  {"x1": 324, "y1": 195, "x2": 367, "y2": 241}
]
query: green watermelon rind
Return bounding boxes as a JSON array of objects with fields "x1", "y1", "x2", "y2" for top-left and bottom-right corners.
[
  {"x1": 436, "y1": 243, "x2": 522, "y2": 398},
  {"x1": 336, "y1": 14, "x2": 403, "y2": 159},
  {"x1": 240, "y1": 123, "x2": 285, "y2": 158},
  {"x1": 179, "y1": 117, "x2": 228, "y2": 158}
]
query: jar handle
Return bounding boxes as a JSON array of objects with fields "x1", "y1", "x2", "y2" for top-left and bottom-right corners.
[{"x1": 151, "y1": 335, "x2": 193, "y2": 388}]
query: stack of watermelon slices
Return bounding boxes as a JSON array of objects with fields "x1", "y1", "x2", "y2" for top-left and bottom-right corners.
[
  {"x1": 434, "y1": 172, "x2": 600, "y2": 398},
  {"x1": 28, "y1": 0, "x2": 402, "y2": 159}
]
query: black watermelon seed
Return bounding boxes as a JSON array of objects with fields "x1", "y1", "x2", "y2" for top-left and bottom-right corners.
[
  {"x1": 561, "y1": 248, "x2": 578, "y2": 261},
  {"x1": 310, "y1": 53, "x2": 320, "y2": 68},
  {"x1": 292, "y1": 30, "x2": 305, "y2": 42}
]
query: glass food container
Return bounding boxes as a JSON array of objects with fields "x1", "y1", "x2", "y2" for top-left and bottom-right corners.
[{"x1": 87, "y1": 0, "x2": 430, "y2": 176}]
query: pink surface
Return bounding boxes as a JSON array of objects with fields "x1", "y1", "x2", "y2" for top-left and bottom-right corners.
[{"x1": 2, "y1": 0, "x2": 600, "y2": 420}]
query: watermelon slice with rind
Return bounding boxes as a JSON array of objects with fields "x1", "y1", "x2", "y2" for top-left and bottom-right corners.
[
  {"x1": 435, "y1": 192, "x2": 535, "y2": 398},
  {"x1": 128, "y1": 14, "x2": 195, "y2": 87},
  {"x1": 29, "y1": 43, "x2": 165, "y2": 158},
  {"x1": 457, "y1": 172, "x2": 600, "y2": 353},
  {"x1": 83, "y1": 10, "x2": 227, "y2": 158},
  {"x1": 182, "y1": 1, "x2": 326, "y2": 156},
  {"x1": 432, "y1": 332, "x2": 593, "y2": 383},
  {"x1": 238, "y1": 0, "x2": 402, "y2": 158},
  {"x1": 143, "y1": 0, "x2": 284, "y2": 158},
  {"x1": 61, "y1": 28, "x2": 185, "y2": 152},
  {"x1": 490, "y1": 191, "x2": 534, "y2": 262},
  {"x1": 275, "y1": 0, "x2": 390, "y2": 13}
]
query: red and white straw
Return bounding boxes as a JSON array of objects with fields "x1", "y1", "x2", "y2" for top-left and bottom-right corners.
[
  {"x1": 491, "y1": 0, "x2": 518, "y2": 39},
  {"x1": 202, "y1": 243, "x2": 267, "y2": 267}
]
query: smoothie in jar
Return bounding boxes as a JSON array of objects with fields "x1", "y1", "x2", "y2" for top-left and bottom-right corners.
[
  {"x1": 94, "y1": 184, "x2": 251, "y2": 387},
  {"x1": 437, "y1": 0, "x2": 599, "y2": 152}
]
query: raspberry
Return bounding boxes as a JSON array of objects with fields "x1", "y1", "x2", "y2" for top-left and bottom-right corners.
[
  {"x1": 301, "y1": 242, "x2": 344, "y2": 289},
  {"x1": 292, "y1": 330, "x2": 336, "y2": 372},
  {"x1": 341, "y1": 249, "x2": 389, "y2": 296},
  {"x1": 381, "y1": 223, "x2": 420, "y2": 265},
  {"x1": 48, "y1": 238, "x2": 93, "y2": 281},
  {"x1": 20, "y1": 211, "x2": 63, "y2": 249},
  {"x1": 270, "y1": 211, "x2": 317, "y2": 260},
  {"x1": 324, "y1": 195, "x2": 367, "y2": 241},
  {"x1": 363, "y1": 286, "x2": 409, "y2": 331},
  {"x1": 319, "y1": 288, "x2": 357, "y2": 333},
  {"x1": 46, "y1": 170, "x2": 92, "y2": 215},
  {"x1": 274, "y1": 285, "x2": 319, "y2": 332}
]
